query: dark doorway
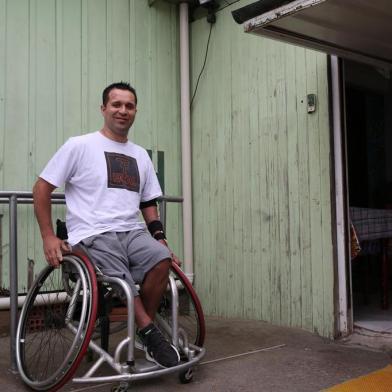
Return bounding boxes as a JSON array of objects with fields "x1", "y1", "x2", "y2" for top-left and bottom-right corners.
[{"x1": 345, "y1": 60, "x2": 392, "y2": 333}]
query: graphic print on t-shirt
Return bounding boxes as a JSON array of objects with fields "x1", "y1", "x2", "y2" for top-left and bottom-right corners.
[{"x1": 104, "y1": 152, "x2": 140, "y2": 192}]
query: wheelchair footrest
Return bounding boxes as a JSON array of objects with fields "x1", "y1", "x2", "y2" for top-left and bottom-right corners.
[
  {"x1": 72, "y1": 346, "x2": 206, "y2": 384},
  {"x1": 133, "y1": 358, "x2": 159, "y2": 373}
]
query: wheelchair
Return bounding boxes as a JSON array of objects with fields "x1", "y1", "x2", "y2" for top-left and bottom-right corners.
[{"x1": 15, "y1": 247, "x2": 206, "y2": 391}]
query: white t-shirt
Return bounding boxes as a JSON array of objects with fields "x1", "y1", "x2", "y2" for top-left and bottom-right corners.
[{"x1": 40, "y1": 131, "x2": 162, "y2": 245}]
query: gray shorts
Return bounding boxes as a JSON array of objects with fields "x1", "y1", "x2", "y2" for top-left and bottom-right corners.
[{"x1": 77, "y1": 229, "x2": 171, "y2": 296}]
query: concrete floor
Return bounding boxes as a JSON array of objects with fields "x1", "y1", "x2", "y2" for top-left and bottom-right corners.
[{"x1": 1, "y1": 316, "x2": 391, "y2": 392}]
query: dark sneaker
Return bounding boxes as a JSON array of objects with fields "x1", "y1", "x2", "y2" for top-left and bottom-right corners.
[{"x1": 138, "y1": 323, "x2": 180, "y2": 368}]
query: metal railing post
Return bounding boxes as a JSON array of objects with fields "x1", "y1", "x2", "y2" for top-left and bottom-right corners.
[
  {"x1": 160, "y1": 200, "x2": 167, "y2": 231},
  {"x1": 9, "y1": 194, "x2": 18, "y2": 372}
]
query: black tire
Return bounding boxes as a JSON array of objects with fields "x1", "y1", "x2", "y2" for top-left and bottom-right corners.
[
  {"x1": 157, "y1": 263, "x2": 205, "y2": 350},
  {"x1": 179, "y1": 368, "x2": 194, "y2": 384},
  {"x1": 16, "y1": 253, "x2": 98, "y2": 391},
  {"x1": 111, "y1": 382, "x2": 129, "y2": 392}
]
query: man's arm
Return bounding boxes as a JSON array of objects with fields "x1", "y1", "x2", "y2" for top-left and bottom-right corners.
[
  {"x1": 141, "y1": 205, "x2": 181, "y2": 265},
  {"x1": 33, "y1": 178, "x2": 70, "y2": 267}
]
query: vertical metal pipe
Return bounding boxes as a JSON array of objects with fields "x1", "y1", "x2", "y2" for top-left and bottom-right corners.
[
  {"x1": 27, "y1": 258, "x2": 35, "y2": 290},
  {"x1": 9, "y1": 195, "x2": 18, "y2": 371},
  {"x1": 169, "y1": 275, "x2": 179, "y2": 348},
  {"x1": 179, "y1": 2, "x2": 194, "y2": 281},
  {"x1": 0, "y1": 213, "x2": 3, "y2": 288},
  {"x1": 330, "y1": 55, "x2": 349, "y2": 336},
  {"x1": 160, "y1": 200, "x2": 167, "y2": 232},
  {"x1": 103, "y1": 276, "x2": 135, "y2": 365}
]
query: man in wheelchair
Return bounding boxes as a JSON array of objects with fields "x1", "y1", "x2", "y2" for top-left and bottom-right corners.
[{"x1": 32, "y1": 81, "x2": 181, "y2": 368}]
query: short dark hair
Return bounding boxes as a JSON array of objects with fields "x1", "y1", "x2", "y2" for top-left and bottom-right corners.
[{"x1": 102, "y1": 82, "x2": 137, "y2": 106}]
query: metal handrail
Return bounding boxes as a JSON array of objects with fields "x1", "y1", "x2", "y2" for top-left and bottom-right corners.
[{"x1": 0, "y1": 191, "x2": 183, "y2": 372}]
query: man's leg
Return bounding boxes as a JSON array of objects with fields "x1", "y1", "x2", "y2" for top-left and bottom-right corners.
[
  {"x1": 134, "y1": 258, "x2": 170, "y2": 328},
  {"x1": 123, "y1": 229, "x2": 171, "y2": 327},
  {"x1": 123, "y1": 231, "x2": 179, "y2": 367},
  {"x1": 139, "y1": 258, "x2": 171, "y2": 320},
  {"x1": 134, "y1": 258, "x2": 180, "y2": 367}
]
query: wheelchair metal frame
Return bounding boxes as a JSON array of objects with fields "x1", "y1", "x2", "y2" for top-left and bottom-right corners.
[
  {"x1": 16, "y1": 253, "x2": 205, "y2": 390},
  {"x1": 73, "y1": 272, "x2": 205, "y2": 385}
]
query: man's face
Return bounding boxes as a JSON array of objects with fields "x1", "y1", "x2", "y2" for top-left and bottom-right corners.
[{"x1": 101, "y1": 89, "x2": 137, "y2": 139}]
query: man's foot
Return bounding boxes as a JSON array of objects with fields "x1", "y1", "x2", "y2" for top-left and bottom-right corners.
[{"x1": 138, "y1": 323, "x2": 180, "y2": 368}]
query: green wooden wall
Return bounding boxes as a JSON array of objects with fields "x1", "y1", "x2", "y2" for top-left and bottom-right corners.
[
  {"x1": 0, "y1": 0, "x2": 183, "y2": 290},
  {"x1": 1, "y1": 0, "x2": 336, "y2": 338},
  {"x1": 190, "y1": 2, "x2": 335, "y2": 337}
]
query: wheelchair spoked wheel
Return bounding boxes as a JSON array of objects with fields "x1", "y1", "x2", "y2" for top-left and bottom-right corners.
[
  {"x1": 158, "y1": 263, "x2": 206, "y2": 349},
  {"x1": 16, "y1": 254, "x2": 98, "y2": 391}
]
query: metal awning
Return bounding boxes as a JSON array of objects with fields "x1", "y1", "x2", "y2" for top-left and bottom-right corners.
[{"x1": 233, "y1": 0, "x2": 392, "y2": 68}]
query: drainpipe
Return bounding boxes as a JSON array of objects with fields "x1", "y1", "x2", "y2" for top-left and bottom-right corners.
[
  {"x1": 330, "y1": 55, "x2": 349, "y2": 336},
  {"x1": 0, "y1": 292, "x2": 69, "y2": 310},
  {"x1": 179, "y1": 2, "x2": 194, "y2": 282}
]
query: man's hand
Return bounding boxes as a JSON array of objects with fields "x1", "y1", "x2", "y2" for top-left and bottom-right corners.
[
  {"x1": 43, "y1": 234, "x2": 71, "y2": 268},
  {"x1": 141, "y1": 207, "x2": 182, "y2": 266},
  {"x1": 33, "y1": 178, "x2": 68, "y2": 267},
  {"x1": 158, "y1": 239, "x2": 181, "y2": 266}
]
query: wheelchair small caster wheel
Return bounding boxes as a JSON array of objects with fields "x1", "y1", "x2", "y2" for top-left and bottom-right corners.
[
  {"x1": 179, "y1": 368, "x2": 193, "y2": 384},
  {"x1": 111, "y1": 382, "x2": 129, "y2": 392}
]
